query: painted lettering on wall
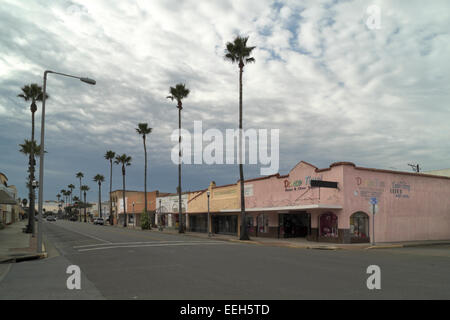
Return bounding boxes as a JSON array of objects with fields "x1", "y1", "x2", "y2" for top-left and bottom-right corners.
[
  {"x1": 390, "y1": 181, "x2": 410, "y2": 199},
  {"x1": 284, "y1": 175, "x2": 322, "y2": 191},
  {"x1": 355, "y1": 177, "x2": 385, "y2": 200}
]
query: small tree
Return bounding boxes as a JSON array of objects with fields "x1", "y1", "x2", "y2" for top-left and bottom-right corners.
[{"x1": 140, "y1": 209, "x2": 151, "y2": 230}]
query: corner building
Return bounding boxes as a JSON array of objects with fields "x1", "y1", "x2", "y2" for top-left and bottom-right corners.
[{"x1": 242, "y1": 161, "x2": 450, "y2": 243}]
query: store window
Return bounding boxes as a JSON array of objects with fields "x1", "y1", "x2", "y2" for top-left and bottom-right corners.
[
  {"x1": 350, "y1": 212, "x2": 369, "y2": 239},
  {"x1": 257, "y1": 214, "x2": 269, "y2": 233},
  {"x1": 319, "y1": 212, "x2": 338, "y2": 238}
]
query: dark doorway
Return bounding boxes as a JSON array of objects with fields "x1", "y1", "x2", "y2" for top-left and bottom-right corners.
[
  {"x1": 189, "y1": 214, "x2": 207, "y2": 232},
  {"x1": 212, "y1": 215, "x2": 237, "y2": 235},
  {"x1": 279, "y1": 212, "x2": 310, "y2": 238}
]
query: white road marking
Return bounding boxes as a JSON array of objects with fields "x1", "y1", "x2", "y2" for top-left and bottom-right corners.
[{"x1": 77, "y1": 241, "x2": 235, "y2": 252}]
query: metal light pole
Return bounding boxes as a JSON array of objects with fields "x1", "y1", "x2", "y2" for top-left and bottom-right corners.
[
  {"x1": 37, "y1": 70, "x2": 95, "y2": 254},
  {"x1": 132, "y1": 201, "x2": 135, "y2": 227},
  {"x1": 207, "y1": 191, "x2": 211, "y2": 237},
  {"x1": 372, "y1": 204, "x2": 375, "y2": 246}
]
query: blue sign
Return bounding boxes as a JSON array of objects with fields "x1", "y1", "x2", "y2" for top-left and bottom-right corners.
[{"x1": 370, "y1": 197, "x2": 378, "y2": 205}]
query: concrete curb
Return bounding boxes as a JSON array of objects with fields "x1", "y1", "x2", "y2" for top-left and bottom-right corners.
[
  {"x1": 365, "y1": 244, "x2": 404, "y2": 250},
  {"x1": 0, "y1": 234, "x2": 48, "y2": 264},
  {"x1": 0, "y1": 252, "x2": 47, "y2": 264}
]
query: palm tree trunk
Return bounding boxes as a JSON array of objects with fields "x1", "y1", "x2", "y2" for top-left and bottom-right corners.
[
  {"x1": 239, "y1": 63, "x2": 249, "y2": 240},
  {"x1": 98, "y1": 183, "x2": 102, "y2": 218},
  {"x1": 27, "y1": 106, "x2": 35, "y2": 234},
  {"x1": 109, "y1": 160, "x2": 113, "y2": 225},
  {"x1": 79, "y1": 178, "x2": 82, "y2": 222},
  {"x1": 84, "y1": 192, "x2": 87, "y2": 222},
  {"x1": 144, "y1": 136, "x2": 150, "y2": 228},
  {"x1": 123, "y1": 166, "x2": 127, "y2": 227},
  {"x1": 178, "y1": 106, "x2": 184, "y2": 233}
]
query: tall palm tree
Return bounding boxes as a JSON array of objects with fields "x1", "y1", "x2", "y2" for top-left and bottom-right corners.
[
  {"x1": 76, "y1": 172, "x2": 84, "y2": 204},
  {"x1": 68, "y1": 184, "x2": 75, "y2": 205},
  {"x1": 93, "y1": 174, "x2": 105, "y2": 218},
  {"x1": 104, "y1": 151, "x2": 116, "y2": 225},
  {"x1": 56, "y1": 193, "x2": 61, "y2": 213},
  {"x1": 18, "y1": 139, "x2": 42, "y2": 234},
  {"x1": 114, "y1": 154, "x2": 132, "y2": 227},
  {"x1": 72, "y1": 196, "x2": 80, "y2": 220},
  {"x1": 224, "y1": 35, "x2": 255, "y2": 240},
  {"x1": 60, "y1": 189, "x2": 67, "y2": 209},
  {"x1": 80, "y1": 185, "x2": 90, "y2": 222},
  {"x1": 18, "y1": 84, "x2": 49, "y2": 234},
  {"x1": 167, "y1": 83, "x2": 190, "y2": 233},
  {"x1": 136, "y1": 123, "x2": 153, "y2": 229}
]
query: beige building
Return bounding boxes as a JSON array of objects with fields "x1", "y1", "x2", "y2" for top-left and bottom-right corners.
[
  {"x1": 425, "y1": 168, "x2": 450, "y2": 177},
  {"x1": 0, "y1": 172, "x2": 20, "y2": 225}
]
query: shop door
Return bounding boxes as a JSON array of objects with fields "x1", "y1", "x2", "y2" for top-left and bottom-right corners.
[{"x1": 279, "y1": 212, "x2": 310, "y2": 238}]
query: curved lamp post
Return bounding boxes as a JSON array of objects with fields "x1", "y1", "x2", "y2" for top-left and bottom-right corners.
[{"x1": 37, "y1": 70, "x2": 95, "y2": 254}]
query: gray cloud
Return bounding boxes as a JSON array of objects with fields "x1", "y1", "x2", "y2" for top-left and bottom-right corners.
[{"x1": 1, "y1": 0, "x2": 449, "y2": 202}]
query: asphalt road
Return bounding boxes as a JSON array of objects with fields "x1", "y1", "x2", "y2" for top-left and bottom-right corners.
[{"x1": 1, "y1": 220, "x2": 449, "y2": 299}]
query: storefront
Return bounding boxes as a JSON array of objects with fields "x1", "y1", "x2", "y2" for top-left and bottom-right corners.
[
  {"x1": 186, "y1": 161, "x2": 450, "y2": 243},
  {"x1": 187, "y1": 181, "x2": 240, "y2": 235},
  {"x1": 243, "y1": 160, "x2": 450, "y2": 243},
  {"x1": 279, "y1": 211, "x2": 310, "y2": 238},
  {"x1": 189, "y1": 213, "x2": 207, "y2": 232},
  {"x1": 212, "y1": 214, "x2": 238, "y2": 235}
]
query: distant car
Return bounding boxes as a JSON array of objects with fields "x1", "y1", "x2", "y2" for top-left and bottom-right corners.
[
  {"x1": 94, "y1": 218, "x2": 105, "y2": 225},
  {"x1": 46, "y1": 216, "x2": 56, "y2": 222},
  {"x1": 70, "y1": 216, "x2": 78, "y2": 221}
]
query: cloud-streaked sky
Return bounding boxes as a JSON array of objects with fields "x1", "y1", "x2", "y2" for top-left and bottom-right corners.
[{"x1": 1, "y1": 0, "x2": 449, "y2": 202}]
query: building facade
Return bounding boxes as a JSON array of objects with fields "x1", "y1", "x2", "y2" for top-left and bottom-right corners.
[
  {"x1": 187, "y1": 182, "x2": 242, "y2": 235},
  {"x1": 0, "y1": 172, "x2": 20, "y2": 225},
  {"x1": 110, "y1": 190, "x2": 163, "y2": 227},
  {"x1": 156, "y1": 193, "x2": 188, "y2": 229},
  {"x1": 185, "y1": 161, "x2": 450, "y2": 243}
]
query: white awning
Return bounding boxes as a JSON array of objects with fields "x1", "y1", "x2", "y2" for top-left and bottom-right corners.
[{"x1": 220, "y1": 204, "x2": 342, "y2": 213}]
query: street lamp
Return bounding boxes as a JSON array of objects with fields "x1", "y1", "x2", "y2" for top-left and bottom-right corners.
[
  {"x1": 132, "y1": 201, "x2": 135, "y2": 227},
  {"x1": 158, "y1": 199, "x2": 163, "y2": 231},
  {"x1": 207, "y1": 190, "x2": 211, "y2": 237},
  {"x1": 37, "y1": 70, "x2": 95, "y2": 254}
]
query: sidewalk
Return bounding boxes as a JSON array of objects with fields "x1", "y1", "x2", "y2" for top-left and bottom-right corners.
[
  {"x1": 0, "y1": 220, "x2": 46, "y2": 264},
  {"x1": 125, "y1": 226, "x2": 450, "y2": 251}
]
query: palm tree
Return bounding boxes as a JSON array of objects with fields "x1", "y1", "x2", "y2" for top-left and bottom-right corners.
[
  {"x1": 93, "y1": 174, "x2": 105, "y2": 218},
  {"x1": 80, "y1": 185, "x2": 90, "y2": 222},
  {"x1": 60, "y1": 189, "x2": 67, "y2": 209},
  {"x1": 56, "y1": 193, "x2": 61, "y2": 213},
  {"x1": 114, "y1": 154, "x2": 132, "y2": 227},
  {"x1": 167, "y1": 83, "x2": 190, "y2": 233},
  {"x1": 136, "y1": 123, "x2": 153, "y2": 229},
  {"x1": 224, "y1": 35, "x2": 255, "y2": 240},
  {"x1": 68, "y1": 184, "x2": 75, "y2": 206},
  {"x1": 18, "y1": 139, "x2": 43, "y2": 233},
  {"x1": 18, "y1": 84, "x2": 49, "y2": 234},
  {"x1": 104, "y1": 150, "x2": 116, "y2": 225},
  {"x1": 76, "y1": 172, "x2": 84, "y2": 204},
  {"x1": 72, "y1": 196, "x2": 80, "y2": 220}
]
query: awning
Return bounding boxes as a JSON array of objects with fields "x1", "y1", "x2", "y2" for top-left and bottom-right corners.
[
  {"x1": 0, "y1": 190, "x2": 17, "y2": 205},
  {"x1": 221, "y1": 204, "x2": 342, "y2": 213}
]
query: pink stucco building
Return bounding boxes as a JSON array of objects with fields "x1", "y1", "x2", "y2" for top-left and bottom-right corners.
[{"x1": 240, "y1": 161, "x2": 450, "y2": 243}]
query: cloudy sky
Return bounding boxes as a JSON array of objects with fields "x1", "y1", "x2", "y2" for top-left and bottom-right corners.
[{"x1": 1, "y1": 0, "x2": 449, "y2": 202}]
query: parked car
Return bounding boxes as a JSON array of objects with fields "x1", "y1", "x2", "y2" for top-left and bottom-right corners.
[
  {"x1": 69, "y1": 216, "x2": 78, "y2": 221},
  {"x1": 46, "y1": 216, "x2": 56, "y2": 222},
  {"x1": 94, "y1": 218, "x2": 105, "y2": 225}
]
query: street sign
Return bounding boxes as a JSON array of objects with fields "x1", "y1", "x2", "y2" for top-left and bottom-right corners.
[{"x1": 370, "y1": 197, "x2": 378, "y2": 205}]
